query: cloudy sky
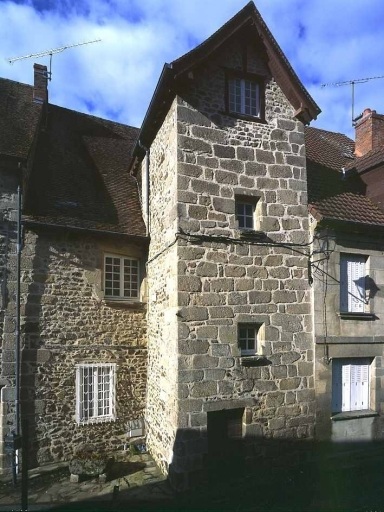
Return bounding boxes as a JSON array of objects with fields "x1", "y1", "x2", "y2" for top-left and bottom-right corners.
[{"x1": 1, "y1": 0, "x2": 384, "y2": 138}]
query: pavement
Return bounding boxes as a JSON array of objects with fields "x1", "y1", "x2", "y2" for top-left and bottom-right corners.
[{"x1": 0, "y1": 452, "x2": 175, "y2": 511}]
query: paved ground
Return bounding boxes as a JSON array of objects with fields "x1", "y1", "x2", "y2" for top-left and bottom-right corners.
[{"x1": 1, "y1": 443, "x2": 384, "y2": 511}]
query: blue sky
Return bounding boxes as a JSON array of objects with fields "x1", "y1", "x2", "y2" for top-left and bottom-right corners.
[{"x1": 1, "y1": 0, "x2": 384, "y2": 138}]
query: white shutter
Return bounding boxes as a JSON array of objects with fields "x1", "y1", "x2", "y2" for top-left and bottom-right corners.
[
  {"x1": 340, "y1": 256, "x2": 349, "y2": 311},
  {"x1": 340, "y1": 254, "x2": 366, "y2": 312},
  {"x1": 342, "y1": 363, "x2": 351, "y2": 412},
  {"x1": 351, "y1": 362, "x2": 369, "y2": 411},
  {"x1": 348, "y1": 256, "x2": 365, "y2": 312}
]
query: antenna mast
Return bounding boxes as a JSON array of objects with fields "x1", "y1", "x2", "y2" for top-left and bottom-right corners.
[
  {"x1": 321, "y1": 74, "x2": 384, "y2": 126},
  {"x1": 6, "y1": 39, "x2": 101, "y2": 80}
]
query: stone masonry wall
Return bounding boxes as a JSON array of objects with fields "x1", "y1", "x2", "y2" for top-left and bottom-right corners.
[
  {"x1": 144, "y1": 34, "x2": 315, "y2": 486},
  {"x1": 171, "y1": 38, "x2": 315, "y2": 481},
  {"x1": 0, "y1": 164, "x2": 20, "y2": 472},
  {"x1": 145, "y1": 100, "x2": 180, "y2": 473},
  {"x1": 5, "y1": 228, "x2": 147, "y2": 467}
]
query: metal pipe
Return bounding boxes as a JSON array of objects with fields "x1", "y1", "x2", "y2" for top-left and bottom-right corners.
[
  {"x1": 15, "y1": 185, "x2": 22, "y2": 437},
  {"x1": 138, "y1": 141, "x2": 150, "y2": 237}
]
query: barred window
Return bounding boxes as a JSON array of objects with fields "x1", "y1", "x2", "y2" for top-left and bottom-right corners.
[
  {"x1": 75, "y1": 364, "x2": 116, "y2": 424},
  {"x1": 104, "y1": 255, "x2": 139, "y2": 299}
]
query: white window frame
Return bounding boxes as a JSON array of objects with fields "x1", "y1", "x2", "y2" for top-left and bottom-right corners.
[
  {"x1": 332, "y1": 358, "x2": 371, "y2": 413},
  {"x1": 104, "y1": 254, "x2": 140, "y2": 300},
  {"x1": 229, "y1": 78, "x2": 261, "y2": 117},
  {"x1": 76, "y1": 363, "x2": 116, "y2": 424},
  {"x1": 340, "y1": 253, "x2": 367, "y2": 313},
  {"x1": 238, "y1": 324, "x2": 262, "y2": 356}
]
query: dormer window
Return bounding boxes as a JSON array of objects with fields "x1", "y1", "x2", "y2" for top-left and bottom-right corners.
[{"x1": 227, "y1": 73, "x2": 264, "y2": 120}]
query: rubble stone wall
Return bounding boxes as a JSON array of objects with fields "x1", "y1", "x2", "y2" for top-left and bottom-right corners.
[{"x1": 3, "y1": 226, "x2": 147, "y2": 468}]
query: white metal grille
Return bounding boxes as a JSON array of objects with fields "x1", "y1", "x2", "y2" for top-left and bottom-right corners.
[
  {"x1": 104, "y1": 255, "x2": 139, "y2": 299},
  {"x1": 76, "y1": 364, "x2": 116, "y2": 424},
  {"x1": 229, "y1": 78, "x2": 260, "y2": 117}
]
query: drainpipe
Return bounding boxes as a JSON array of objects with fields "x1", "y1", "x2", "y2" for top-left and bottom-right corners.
[
  {"x1": 138, "y1": 141, "x2": 150, "y2": 237},
  {"x1": 15, "y1": 184, "x2": 22, "y2": 438}
]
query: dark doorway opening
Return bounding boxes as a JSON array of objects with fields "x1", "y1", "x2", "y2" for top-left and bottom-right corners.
[{"x1": 207, "y1": 408, "x2": 244, "y2": 460}]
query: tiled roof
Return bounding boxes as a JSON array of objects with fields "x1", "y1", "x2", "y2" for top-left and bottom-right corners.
[
  {"x1": 24, "y1": 104, "x2": 146, "y2": 238},
  {"x1": 306, "y1": 128, "x2": 384, "y2": 227},
  {"x1": 305, "y1": 126, "x2": 355, "y2": 171},
  {"x1": 346, "y1": 146, "x2": 384, "y2": 173},
  {"x1": 0, "y1": 78, "x2": 42, "y2": 159}
]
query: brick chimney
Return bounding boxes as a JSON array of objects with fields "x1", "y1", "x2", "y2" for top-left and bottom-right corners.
[
  {"x1": 355, "y1": 108, "x2": 384, "y2": 157},
  {"x1": 33, "y1": 63, "x2": 48, "y2": 104}
]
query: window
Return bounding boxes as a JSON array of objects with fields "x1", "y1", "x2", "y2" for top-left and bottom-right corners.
[
  {"x1": 76, "y1": 364, "x2": 116, "y2": 424},
  {"x1": 340, "y1": 254, "x2": 367, "y2": 312},
  {"x1": 229, "y1": 77, "x2": 261, "y2": 117},
  {"x1": 236, "y1": 201, "x2": 255, "y2": 229},
  {"x1": 104, "y1": 255, "x2": 139, "y2": 299},
  {"x1": 332, "y1": 358, "x2": 371, "y2": 413},
  {"x1": 238, "y1": 324, "x2": 263, "y2": 356}
]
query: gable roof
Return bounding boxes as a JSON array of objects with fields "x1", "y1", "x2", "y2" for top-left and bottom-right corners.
[
  {"x1": 134, "y1": 1, "x2": 320, "y2": 158},
  {"x1": 0, "y1": 78, "x2": 42, "y2": 160},
  {"x1": 24, "y1": 104, "x2": 146, "y2": 238},
  {"x1": 306, "y1": 127, "x2": 384, "y2": 229}
]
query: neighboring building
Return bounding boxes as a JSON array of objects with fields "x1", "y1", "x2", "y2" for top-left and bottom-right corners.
[
  {"x1": 1, "y1": 0, "x2": 384, "y2": 490},
  {"x1": 0, "y1": 65, "x2": 148, "y2": 470},
  {"x1": 307, "y1": 114, "x2": 384, "y2": 443}
]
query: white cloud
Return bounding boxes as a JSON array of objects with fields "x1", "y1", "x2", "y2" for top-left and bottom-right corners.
[{"x1": 1, "y1": 0, "x2": 384, "y2": 137}]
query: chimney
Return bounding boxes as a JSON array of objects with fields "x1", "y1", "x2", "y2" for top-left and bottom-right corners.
[
  {"x1": 355, "y1": 108, "x2": 384, "y2": 157},
  {"x1": 33, "y1": 63, "x2": 48, "y2": 104}
]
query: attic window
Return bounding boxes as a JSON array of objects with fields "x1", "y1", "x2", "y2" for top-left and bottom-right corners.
[{"x1": 227, "y1": 73, "x2": 264, "y2": 120}]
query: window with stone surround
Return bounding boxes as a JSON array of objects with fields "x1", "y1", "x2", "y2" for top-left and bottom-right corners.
[
  {"x1": 227, "y1": 72, "x2": 264, "y2": 120},
  {"x1": 332, "y1": 358, "x2": 371, "y2": 413},
  {"x1": 76, "y1": 364, "x2": 116, "y2": 424},
  {"x1": 104, "y1": 254, "x2": 139, "y2": 300},
  {"x1": 340, "y1": 253, "x2": 368, "y2": 313},
  {"x1": 238, "y1": 324, "x2": 263, "y2": 356},
  {"x1": 235, "y1": 196, "x2": 261, "y2": 231}
]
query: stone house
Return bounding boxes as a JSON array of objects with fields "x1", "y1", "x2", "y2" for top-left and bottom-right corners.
[
  {"x1": 2, "y1": 0, "x2": 384, "y2": 490},
  {"x1": 307, "y1": 112, "x2": 384, "y2": 443}
]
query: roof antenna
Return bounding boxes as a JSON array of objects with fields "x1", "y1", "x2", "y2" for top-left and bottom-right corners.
[
  {"x1": 5, "y1": 39, "x2": 101, "y2": 80},
  {"x1": 321, "y1": 74, "x2": 384, "y2": 127}
]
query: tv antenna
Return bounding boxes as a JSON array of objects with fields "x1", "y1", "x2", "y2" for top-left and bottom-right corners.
[
  {"x1": 321, "y1": 74, "x2": 384, "y2": 126},
  {"x1": 6, "y1": 39, "x2": 101, "y2": 80}
]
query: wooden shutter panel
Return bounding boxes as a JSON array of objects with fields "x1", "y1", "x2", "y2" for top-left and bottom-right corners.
[
  {"x1": 332, "y1": 359, "x2": 342, "y2": 412},
  {"x1": 349, "y1": 256, "x2": 365, "y2": 312},
  {"x1": 342, "y1": 363, "x2": 351, "y2": 412}
]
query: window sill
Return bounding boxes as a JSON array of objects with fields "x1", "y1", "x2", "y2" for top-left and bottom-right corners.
[
  {"x1": 238, "y1": 229, "x2": 267, "y2": 240},
  {"x1": 104, "y1": 299, "x2": 146, "y2": 310},
  {"x1": 331, "y1": 410, "x2": 378, "y2": 422},
  {"x1": 240, "y1": 355, "x2": 271, "y2": 367},
  {"x1": 338, "y1": 312, "x2": 376, "y2": 320},
  {"x1": 220, "y1": 110, "x2": 267, "y2": 124}
]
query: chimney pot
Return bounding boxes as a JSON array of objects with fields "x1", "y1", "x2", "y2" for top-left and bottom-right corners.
[{"x1": 33, "y1": 63, "x2": 48, "y2": 104}]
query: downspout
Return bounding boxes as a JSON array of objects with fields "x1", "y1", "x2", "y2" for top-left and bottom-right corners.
[
  {"x1": 15, "y1": 183, "x2": 22, "y2": 438},
  {"x1": 138, "y1": 141, "x2": 150, "y2": 237}
]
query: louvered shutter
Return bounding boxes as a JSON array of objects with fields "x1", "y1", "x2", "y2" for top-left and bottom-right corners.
[
  {"x1": 351, "y1": 362, "x2": 369, "y2": 411},
  {"x1": 340, "y1": 254, "x2": 366, "y2": 312},
  {"x1": 342, "y1": 363, "x2": 351, "y2": 412},
  {"x1": 349, "y1": 256, "x2": 365, "y2": 312}
]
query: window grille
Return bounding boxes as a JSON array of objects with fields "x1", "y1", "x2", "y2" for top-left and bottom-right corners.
[
  {"x1": 104, "y1": 255, "x2": 139, "y2": 299},
  {"x1": 76, "y1": 364, "x2": 116, "y2": 424}
]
